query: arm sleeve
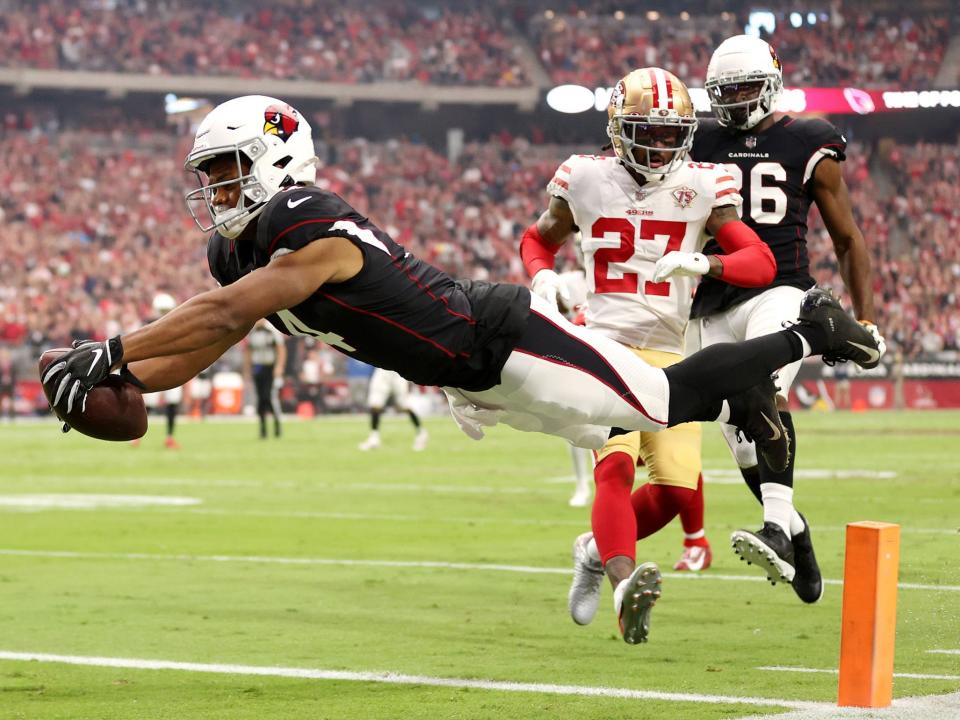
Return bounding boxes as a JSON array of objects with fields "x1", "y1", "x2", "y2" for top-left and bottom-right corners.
[
  {"x1": 802, "y1": 119, "x2": 848, "y2": 185},
  {"x1": 712, "y1": 221, "x2": 777, "y2": 288}
]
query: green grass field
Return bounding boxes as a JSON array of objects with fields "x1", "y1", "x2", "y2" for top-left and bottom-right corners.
[{"x1": 0, "y1": 410, "x2": 958, "y2": 719}]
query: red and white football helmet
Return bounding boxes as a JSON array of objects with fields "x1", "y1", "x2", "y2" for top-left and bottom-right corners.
[{"x1": 185, "y1": 95, "x2": 319, "y2": 238}]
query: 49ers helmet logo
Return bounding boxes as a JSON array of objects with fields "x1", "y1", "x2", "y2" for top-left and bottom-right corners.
[{"x1": 263, "y1": 103, "x2": 300, "y2": 142}]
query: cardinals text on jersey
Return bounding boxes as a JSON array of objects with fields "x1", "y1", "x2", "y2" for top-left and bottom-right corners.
[{"x1": 547, "y1": 154, "x2": 741, "y2": 353}]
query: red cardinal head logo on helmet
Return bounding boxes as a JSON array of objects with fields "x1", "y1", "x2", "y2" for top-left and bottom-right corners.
[{"x1": 263, "y1": 103, "x2": 300, "y2": 142}]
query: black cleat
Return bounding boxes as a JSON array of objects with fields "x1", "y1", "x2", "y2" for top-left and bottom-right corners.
[
  {"x1": 731, "y1": 522, "x2": 795, "y2": 585},
  {"x1": 727, "y1": 376, "x2": 791, "y2": 473},
  {"x1": 796, "y1": 288, "x2": 882, "y2": 369},
  {"x1": 791, "y1": 513, "x2": 823, "y2": 604}
]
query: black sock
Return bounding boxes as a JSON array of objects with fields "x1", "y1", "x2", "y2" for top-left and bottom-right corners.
[
  {"x1": 741, "y1": 465, "x2": 762, "y2": 504},
  {"x1": 758, "y1": 411, "x2": 796, "y2": 488},
  {"x1": 665, "y1": 331, "x2": 803, "y2": 425},
  {"x1": 371, "y1": 409, "x2": 381, "y2": 431},
  {"x1": 259, "y1": 414, "x2": 267, "y2": 438},
  {"x1": 407, "y1": 410, "x2": 421, "y2": 429},
  {"x1": 790, "y1": 323, "x2": 828, "y2": 356},
  {"x1": 166, "y1": 404, "x2": 176, "y2": 437}
]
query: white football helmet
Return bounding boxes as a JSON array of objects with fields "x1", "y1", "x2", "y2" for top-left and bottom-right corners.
[
  {"x1": 705, "y1": 35, "x2": 784, "y2": 130},
  {"x1": 184, "y1": 95, "x2": 319, "y2": 238}
]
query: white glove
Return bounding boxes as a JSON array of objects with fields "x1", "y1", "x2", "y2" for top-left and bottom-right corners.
[
  {"x1": 652, "y1": 251, "x2": 710, "y2": 283},
  {"x1": 530, "y1": 269, "x2": 571, "y2": 310},
  {"x1": 859, "y1": 321, "x2": 887, "y2": 364},
  {"x1": 273, "y1": 376, "x2": 284, "y2": 390}
]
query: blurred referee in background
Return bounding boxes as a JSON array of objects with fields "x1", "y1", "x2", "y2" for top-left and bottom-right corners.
[{"x1": 244, "y1": 319, "x2": 287, "y2": 439}]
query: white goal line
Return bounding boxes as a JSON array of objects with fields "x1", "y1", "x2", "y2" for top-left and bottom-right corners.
[{"x1": 0, "y1": 650, "x2": 829, "y2": 710}]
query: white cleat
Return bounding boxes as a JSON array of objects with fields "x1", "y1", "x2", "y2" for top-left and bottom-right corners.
[
  {"x1": 412, "y1": 429, "x2": 429, "y2": 452},
  {"x1": 615, "y1": 562, "x2": 662, "y2": 645},
  {"x1": 358, "y1": 434, "x2": 381, "y2": 451},
  {"x1": 568, "y1": 488, "x2": 590, "y2": 507},
  {"x1": 673, "y1": 544, "x2": 713, "y2": 572},
  {"x1": 568, "y1": 532, "x2": 604, "y2": 625}
]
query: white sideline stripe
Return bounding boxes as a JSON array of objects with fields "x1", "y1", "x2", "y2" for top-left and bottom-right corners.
[
  {"x1": 0, "y1": 651, "x2": 828, "y2": 709},
  {"x1": 10, "y1": 475, "x2": 563, "y2": 496},
  {"x1": 2, "y1": 549, "x2": 958, "y2": 593},
  {"x1": 927, "y1": 649, "x2": 960, "y2": 655},
  {"x1": 759, "y1": 666, "x2": 960, "y2": 682}
]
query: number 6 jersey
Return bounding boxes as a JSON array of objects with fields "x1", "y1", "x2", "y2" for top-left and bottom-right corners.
[
  {"x1": 547, "y1": 154, "x2": 741, "y2": 354},
  {"x1": 689, "y1": 116, "x2": 848, "y2": 319}
]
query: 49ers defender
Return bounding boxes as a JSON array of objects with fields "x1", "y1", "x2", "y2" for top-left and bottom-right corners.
[{"x1": 521, "y1": 68, "x2": 779, "y2": 643}]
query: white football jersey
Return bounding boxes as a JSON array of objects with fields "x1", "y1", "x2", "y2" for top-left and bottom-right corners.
[{"x1": 547, "y1": 154, "x2": 741, "y2": 353}]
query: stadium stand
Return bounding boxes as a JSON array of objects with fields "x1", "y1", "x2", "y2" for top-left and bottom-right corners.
[
  {"x1": 0, "y1": 0, "x2": 530, "y2": 86},
  {"x1": 1, "y1": 117, "x2": 956, "y2": 365}
]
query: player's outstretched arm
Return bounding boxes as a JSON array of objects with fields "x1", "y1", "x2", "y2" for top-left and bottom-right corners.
[
  {"x1": 126, "y1": 328, "x2": 248, "y2": 393},
  {"x1": 812, "y1": 158, "x2": 877, "y2": 324},
  {"x1": 122, "y1": 236, "x2": 362, "y2": 365},
  {"x1": 522, "y1": 196, "x2": 577, "y2": 308}
]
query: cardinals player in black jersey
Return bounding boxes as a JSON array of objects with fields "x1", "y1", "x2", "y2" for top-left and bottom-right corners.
[
  {"x1": 670, "y1": 36, "x2": 886, "y2": 603},
  {"x1": 41, "y1": 95, "x2": 882, "y2": 639}
]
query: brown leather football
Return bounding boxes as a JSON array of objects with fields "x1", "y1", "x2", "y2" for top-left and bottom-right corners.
[{"x1": 39, "y1": 348, "x2": 148, "y2": 441}]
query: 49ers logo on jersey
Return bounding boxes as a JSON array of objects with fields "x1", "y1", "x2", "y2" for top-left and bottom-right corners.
[
  {"x1": 263, "y1": 103, "x2": 299, "y2": 142},
  {"x1": 672, "y1": 186, "x2": 697, "y2": 209}
]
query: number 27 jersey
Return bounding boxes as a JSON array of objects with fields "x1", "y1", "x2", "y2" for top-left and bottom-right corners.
[{"x1": 547, "y1": 154, "x2": 741, "y2": 354}]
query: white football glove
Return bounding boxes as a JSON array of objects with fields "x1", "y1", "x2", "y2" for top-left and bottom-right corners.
[
  {"x1": 859, "y1": 321, "x2": 887, "y2": 363},
  {"x1": 273, "y1": 376, "x2": 284, "y2": 390},
  {"x1": 530, "y1": 269, "x2": 571, "y2": 310},
  {"x1": 652, "y1": 251, "x2": 710, "y2": 283}
]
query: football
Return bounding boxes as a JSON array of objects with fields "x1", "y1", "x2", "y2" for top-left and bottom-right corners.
[{"x1": 38, "y1": 348, "x2": 148, "y2": 441}]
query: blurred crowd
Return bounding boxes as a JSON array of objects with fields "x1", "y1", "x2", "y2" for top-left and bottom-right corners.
[
  {"x1": 0, "y1": 0, "x2": 950, "y2": 89},
  {"x1": 807, "y1": 142, "x2": 960, "y2": 357},
  {"x1": 532, "y1": 7, "x2": 948, "y2": 88},
  {"x1": 0, "y1": 0, "x2": 528, "y2": 87},
  {"x1": 1, "y1": 121, "x2": 956, "y2": 367}
]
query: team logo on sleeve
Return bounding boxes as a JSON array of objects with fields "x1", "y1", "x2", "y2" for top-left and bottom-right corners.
[
  {"x1": 263, "y1": 103, "x2": 300, "y2": 142},
  {"x1": 672, "y1": 186, "x2": 697, "y2": 209}
]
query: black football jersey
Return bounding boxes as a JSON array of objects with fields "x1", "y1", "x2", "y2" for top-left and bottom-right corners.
[
  {"x1": 689, "y1": 116, "x2": 847, "y2": 318},
  {"x1": 207, "y1": 187, "x2": 530, "y2": 391}
]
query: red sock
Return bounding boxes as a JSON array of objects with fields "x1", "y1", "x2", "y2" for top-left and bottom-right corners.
[
  {"x1": 591, "y1": 452, "x2": 637, "y2": 565},
  {"x1": 679, "y1": 474, "x2": 709, "y2": 548},
  {"x1": 630, "y1": 483, "x2": 696, "y2": 541}
]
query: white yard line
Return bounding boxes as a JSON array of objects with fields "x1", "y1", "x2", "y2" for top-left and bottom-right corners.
[
  {"x1": 758, "y1": 666, "x2": 960, "y2": 682},
  {"x1": 927, "y1": 650, "x2": 960, "y2": 655},
  {"x1": 1, "y1": 549, "x2": 958, "y2": 592},
  {"x1": 0, "y1": 650, "x2": 828, "y2": 710}
]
